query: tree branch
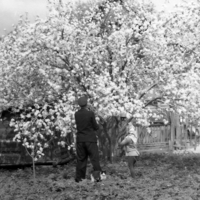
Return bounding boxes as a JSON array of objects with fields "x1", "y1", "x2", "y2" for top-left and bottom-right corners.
[
  {"x1": 121, "y1": 60, "x2": 127, "y2": 71},
  {"x1": 106, "y1": 46, "x2": 114, "y2": 81},
  {"x1": 139, "y1": 83, "x2": 158, "y2": 99},
  {"x1": 143, "y1": 96, "x2": 162, "y2": 108}
]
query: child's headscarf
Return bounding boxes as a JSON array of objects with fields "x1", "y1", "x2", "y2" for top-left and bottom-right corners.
[
  {"x1": 127, "y1": 122, "x2": 138, "y2": 143},
  {"x1": 127, "y1": 122, "x2": 135, "y2": 134}
]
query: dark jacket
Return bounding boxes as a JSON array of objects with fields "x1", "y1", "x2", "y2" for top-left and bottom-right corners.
[{"x1": 75, "y1": 108, "x2": 99, "y2": 142}]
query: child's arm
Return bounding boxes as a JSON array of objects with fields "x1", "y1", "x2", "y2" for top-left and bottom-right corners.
[{"x1": 118, "y1": 137, "x2": 132, "y2": 147}]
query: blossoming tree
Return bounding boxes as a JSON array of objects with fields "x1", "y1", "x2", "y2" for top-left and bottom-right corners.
[{"x1": 1, "y1": 0, "x2": 200, "y2": 163}]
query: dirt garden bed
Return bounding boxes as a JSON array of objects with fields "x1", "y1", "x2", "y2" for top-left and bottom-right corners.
[{"x1": 1, "y1": 153, "x2": 200, "y2": 200}]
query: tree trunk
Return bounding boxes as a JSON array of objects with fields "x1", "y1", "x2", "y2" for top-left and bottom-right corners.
[
  {"x1": 98, "y1": 117, "x2": 126, "y2": 162},
  {"x1": 32, "y1": 157, "x2": 36, "y2": 185}
]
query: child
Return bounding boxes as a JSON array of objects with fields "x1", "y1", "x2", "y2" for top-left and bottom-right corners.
[{"x1": 118, "y1": 122, "x2": 139, "y2": 178}]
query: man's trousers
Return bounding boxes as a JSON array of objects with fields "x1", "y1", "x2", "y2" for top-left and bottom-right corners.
[{"x1": 75, "y1": 142, "x2": 101, "y2": 181}]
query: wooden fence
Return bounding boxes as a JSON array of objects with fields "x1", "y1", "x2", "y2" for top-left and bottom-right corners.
[
  {"x1": 137, "y1": 125, "x2": 171, "y2": 153},
  {"x1": 172, "y1": 124, "x2": 200, "y2": 151},
  {"x1": 136, "y1": 124, "x2": 200, "y2": 153},
  {"x1": 137, "y1": 125, "x2": 171, "y2": 144}
]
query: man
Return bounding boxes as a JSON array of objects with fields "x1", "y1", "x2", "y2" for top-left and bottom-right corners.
[{"x1": 74, "y1": 96, "x2": 101, "y2": 182}]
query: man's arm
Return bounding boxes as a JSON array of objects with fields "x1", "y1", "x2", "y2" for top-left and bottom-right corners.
[{"x1": 91, "y1": 112, "x2": 99, "y2": 131}]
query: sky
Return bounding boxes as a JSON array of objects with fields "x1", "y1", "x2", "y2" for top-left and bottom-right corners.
[
  {"x1": 0, "y1": 0, "x2": 183, "y2": 36},
  {"x1": 0, "y1": 0, "x2": 47, "y2": 35}
]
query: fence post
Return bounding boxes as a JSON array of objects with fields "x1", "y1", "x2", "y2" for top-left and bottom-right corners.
[
  {"x1": 169, "y1": 112, "x2": 175, "y2": 152},
  {"x1": 194, "y1": 125, "x2": 197, "y2": 150},
  {"x1": 176, "y1": 114, "x2": 181, "y2": 148}
]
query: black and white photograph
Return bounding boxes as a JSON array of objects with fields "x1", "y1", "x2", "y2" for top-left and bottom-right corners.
[{"x1": 0, "y1": 0, "x2": 200, "y2": 199}]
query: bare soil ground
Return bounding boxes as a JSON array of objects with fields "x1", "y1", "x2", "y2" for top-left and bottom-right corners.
[{"x1": 1, "y1": 153, "x2": 200, "y2": 200}]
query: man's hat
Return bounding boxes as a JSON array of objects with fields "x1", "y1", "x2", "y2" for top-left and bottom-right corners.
[
  {"x1": 120, "y1": 111, "x2": 127, "y2": 118},
  {"x1": 78, "y1": 97, "x2": 87, "y2": 107}
]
